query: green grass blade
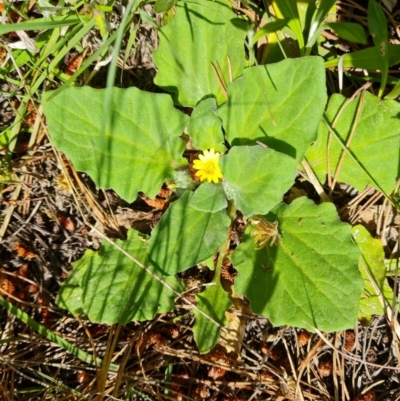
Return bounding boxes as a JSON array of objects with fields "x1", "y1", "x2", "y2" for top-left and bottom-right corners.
[
  {"x1": 368, "y1": 0, "x2": 389, "y2": 98},
  {"x1": 252, "y1": 18, "x2": 288, "y2": 46},
  {"x1": 306, "y1": 0, "x2": 336, "y2": 53},
  {"x1": 45, "y1": 21, "x2": 121, "y2": 100},
  {"x1": 0, "y1": 296, "x2": 119, "y2": 372},
  {"x1": 30, "y1": 369, "x2": 88, "y2": 399},
  {"x1": 0, "y1": 15, "x2": 81, "y2": 35}
]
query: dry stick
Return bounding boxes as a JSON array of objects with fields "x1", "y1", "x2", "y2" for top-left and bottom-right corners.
[
  {"x1": 377, "y1": 196, "x2": 391, "y2": 246},
  {"x1": 96, "y1": 325, "x2": 122, "y2": 401},
  {"x1": 295, "y1": 337, "x2": 323, "y2": 396},
  {"x1": 387, "y1": 180, "x2": 400, "y2": 358},
  {"x1": 337, "y1": 333, "x2": 350, "y2": 401},
  {"x1": 332, "y1": 333, "x2": 340, "y2": 401},
  {"x1": 280, "y1": 336, "x2": 304, "y2": 401},
  {"x1": 227, "y1": 56, "x2": 233, "y2": 84},
  {"x1": 0, "y1": 183, "x2": 22, "y2": 243},
  {"x1": 211, "y1": 62, "x2": 228, "y2": 101},
  {"x1": 383, "y1": 6, "x2": 400, "y2": 39},
  {"x1": 301, "y1": 160, "x2": 329, "y2": 202},
  {"x1": 76, "y1": 315, "x2": 102, "y2": 386},
  {"x1": 326, "y1": 82, "x2": 372, "y2": 191},
  {"x1": 348, "y1": 187, "x2": 381, "y2": 225},
  {"x1": 330, "y1": 89, "x2": 366, "y2": 193},
  {"x1": 113, "y1": 328, "x2": 143, "y2": 399}
]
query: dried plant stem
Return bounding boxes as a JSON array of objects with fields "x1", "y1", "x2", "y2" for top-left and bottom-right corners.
[
  {"x1": 330, "y1": 90, "x2": 366, "y2": 192},
  {"x1": 301, "y1": 159, "x2": 329, "y2": 202}
]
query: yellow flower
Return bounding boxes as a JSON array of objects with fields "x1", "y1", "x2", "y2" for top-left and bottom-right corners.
[{"x1": 193, "y1": 148, "x2": 223, "y2": 183}]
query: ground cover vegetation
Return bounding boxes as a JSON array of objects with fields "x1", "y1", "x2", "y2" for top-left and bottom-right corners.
[{"x1": 1, "y1": 0, "x2": 400, "y2": 399}]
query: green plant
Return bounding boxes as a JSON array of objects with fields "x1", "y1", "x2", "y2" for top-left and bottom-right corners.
[{"x1": 40, "y1": 0, "x2": 399, "y2": 354}]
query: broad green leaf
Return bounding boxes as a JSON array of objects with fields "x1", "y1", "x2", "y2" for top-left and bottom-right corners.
[
  {"x1": 58, "y1": 230, "x2": 183, "y2": 324},
  {"x1": 352, "y1": 225, "x2": 394, "y2": 325},
  {"x1": 305, "y1": 92, "x2": 400, "y2": 195},
  {"x1": 188, "y1": 98, "x2": 226, "y2": 153},
  {"x1": 368, "y1": 0, "x2": 389, "y2": 97},
  {"x1": 56, "y1": 262, "x2": 85, "y2": 316},
  {"x1": 189, "y1": 183, "x2": 227, "y2": 213},
  {"x1": 193, "y1": 281, "x2": 231, "y2": 354},
  {"x1": 325, "y1": 22, "x2": 367, "y2": 44},
  {"x1": 231, "y1": 197, "x2": 363, "y2": 331},
  {"x1": 43, "y1": 87, "x2": 188, "y2": 201},
  {"x1": 153, "y1": 0, "x2": 177, "y2": 14},
  {"x1": 217, "y1": 57, "x2": 327, "y2": 161},
  {"x1": 149, "y1": 191, "x2": 230, "y2": 275},
  {"x1": 324, "y1": 44, "x2": 400, "y2": 69},
  {"x1": 153, "y1": 0, "x2": 246, "y2": 106},
  {"x1": 221, "y1": 146, "x2": 296, "y2": 217}
]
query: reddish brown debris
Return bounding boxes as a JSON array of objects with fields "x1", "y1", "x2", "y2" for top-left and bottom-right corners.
[
  {"x1": 205, "y1": 347, "x2": 229, "y2": 379},
  {"x1": 208, "y1": 365, "x2": 226, "y2": 379},
  {"x1": 56, "y1": 213, "x2": 76, "y2": 232},
  {"x1": 27, "y1": 284, "x2": 38, "y2": 294},
  {"x1": 353, "y1": 390, "x2": 376, "y2": 401},
  {"x1": 221, "y1": 257, "x2": 235, "y2": 285},
  {"x1": 12, "y1": 142, "x2": 30, "y2": 154},
  {"x1": 222, "y1": 398, "x2": 247, "y2": 401},
  {"x1": 192, "y1": 384, "x2": 209, "y2": 399},
  {"x1": 143, "y1": 196, "x2": 168, "y2": 211},
  {"x1": 161, "y1": 325, "x2": 180, "y2": 339},
  {"x1": 80, "y1": 225, "x2": 90, "y2": 235},
  {"x1": 25, "y1": 100, "x2": 37, "y2": 126},
  {"x1": 298, "y1": 329, "x2": 312, "y2": 347},
  {"x1": 182, "y1": 293, "x2": 196, "y2": 305},
  {"x1": 157, "y1": 187, "x2": 172, "y2": 199},
  {"x1": 318, "y1": 360, "x2": 333, "y2": 377},
  {"x1": 37, "y1": 292, "x2": 46, "y2": 305},
  {"x1": 40, "y1": 307, "x2": 51, "y2": 326},
  {"x1": 77, "y1": 370, "x2": 91, "y2": 384},
  {"x1": 260, "y1": 369, "x2": 275, "y2": 380},
  {"x1": 171, "y1": 372, "x2": 189, "y2": 401},
  {"x1": 260, "y1": 342, "x2": 281, "y2": 361},
  {"x1": 14, "y1": 241, "x2": 36, "y2": 259},
  {"x1": 65, "y1": 53, "x2": 84, "y2": 76},
  {"x1": 88, "y1": 324, "x2": 109, "y2": 338},
  {"x1": 344, "y1": 330, "x2": 355, "y2": 351},
  {"x1": 0, "y1": 272, "x2": 16, "y2": 295},
  {"x1": 137, "y1": 330, "x2": 168, "y2": 353},
  {"x1": 17, "y1": 264, "x2": 29, "y2": 278},
  {"x1": 206, "y1": 347, "x2": 228, "y2": 363},
  {"x1": 15, "y1": 289, "x2": 27, "y2": 300}
]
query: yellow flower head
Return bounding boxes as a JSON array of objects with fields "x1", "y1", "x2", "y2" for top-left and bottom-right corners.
[{"x1": 193, "y1": 148, "x2": 223, "y2": 183}]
